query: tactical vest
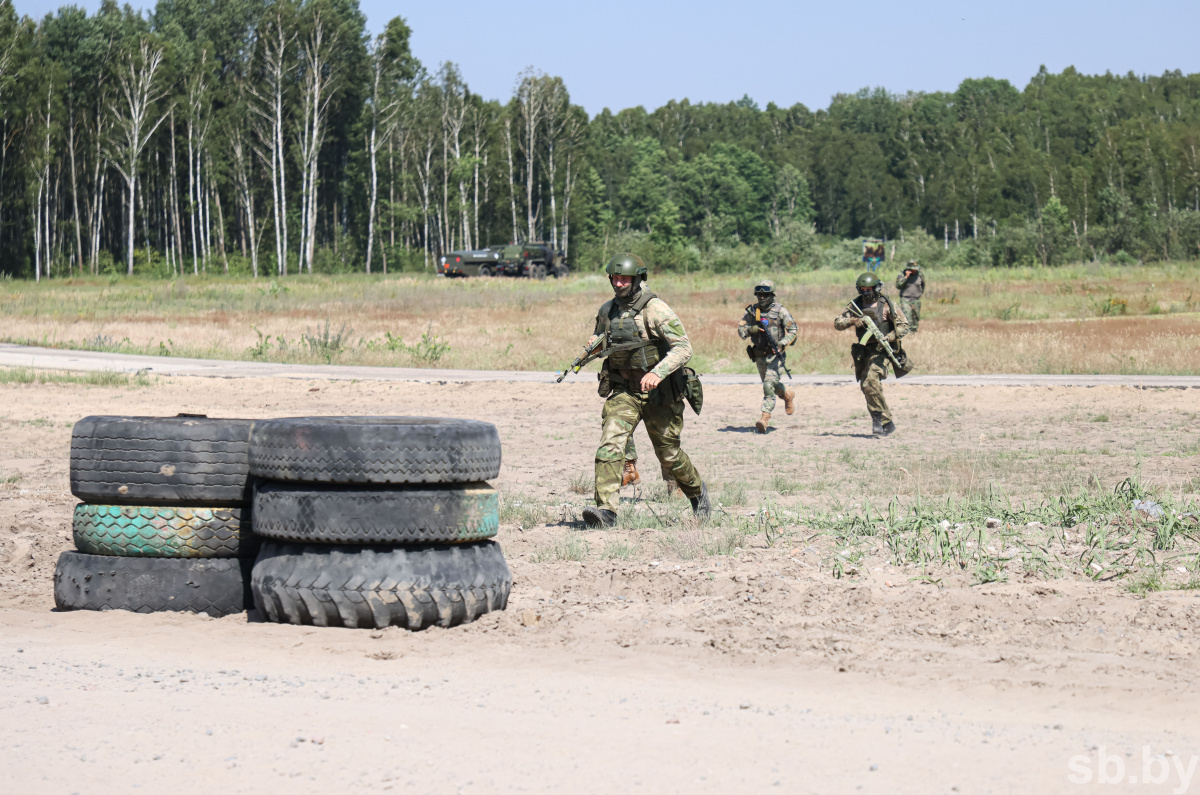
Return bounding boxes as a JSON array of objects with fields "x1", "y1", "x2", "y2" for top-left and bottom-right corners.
[
  {"x1": 859, "y1": 296, "x2": 896, "y2": 337},
  {"x1": 597, "y1": 290, "x2": 664, "y2": 372},
  {"x1": 746, "y1": 301, "x2": 786, "y2": 355}
]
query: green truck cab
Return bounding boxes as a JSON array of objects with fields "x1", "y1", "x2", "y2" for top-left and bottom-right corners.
[{"x1": 496, "y1": 243, "x2": 569, "y2": 279}]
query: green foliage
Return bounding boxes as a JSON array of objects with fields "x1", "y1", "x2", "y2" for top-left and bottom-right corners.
[{"x1": 1, "y1": 0, "x2": 1199, "y2": 281}]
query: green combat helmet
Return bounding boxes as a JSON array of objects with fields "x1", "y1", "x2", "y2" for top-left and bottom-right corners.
[
  {"x1": 605, "y1": 253, "x2": 647, "y2": 298},
  {"x1": 754, "y1": 279, "x2": 775, "y2": 308},
  {"x1": 605, "y1": 253, "x2": 647, "y2": 277},
  {"x1": 856, "y1": 272, "x2": 882, "y2": 300}
]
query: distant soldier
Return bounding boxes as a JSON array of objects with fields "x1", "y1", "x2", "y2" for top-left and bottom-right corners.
[
  {"x1": 583, "y1": 254, "x2": 708, "y2": 528},
  {"x1": 894, "y1": 261, "x2": 925, "y2": 332},
  {"x1": 834, "y1": 273, "x2": 909, "y2": 436},
  {"x1": 737, "y1": 280, "x2": 798, "y2": 433}
]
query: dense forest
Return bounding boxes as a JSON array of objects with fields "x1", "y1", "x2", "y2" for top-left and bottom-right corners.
[{"x1": 1, "y1": 0, "x2": 1199, "y2": 280}]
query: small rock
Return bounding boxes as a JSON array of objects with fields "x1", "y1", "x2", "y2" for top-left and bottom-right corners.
[
  {"x1": 1053, "y1": 724, "x2": 1063, "y2": 730},
  {"x1": 985, "y1": 518, "x2": 1001, "y2": 529},
  {"x1": 739, "y1": 702, "x2": 751, "y2": 710},
  {"x1": 35, "y1": 696, "x2": 48, "y2": 705},
  {"x1": 254, "y1": 675, "x2": 267, "y2": 681},
  {"x1": 520, "y1": 609, "x2": 540, "y2": 628},
  {"x1": 311, "y1": 736, "x2": 325, "y2": 745},
  {"x1": 869, "y1": 764, "x2": 878, "y2": 772}
]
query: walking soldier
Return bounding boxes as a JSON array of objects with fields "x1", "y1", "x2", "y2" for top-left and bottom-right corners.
[
  {"x1": 582, "y1": 254, "x2": 709, "y2": 528},
  {"x1": 737, "y1": 279, "x2": 798, "y2": 433},
  {"x1": 894, "y1": 261, "x2": 924, "y2": 332}
]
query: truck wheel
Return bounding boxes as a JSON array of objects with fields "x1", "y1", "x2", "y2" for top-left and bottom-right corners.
[
  {"x1": 252, "y1": 482, "x2": 498, "y2": 544},
  {"x1": 554, "y1": 264, "x2": 570, "y2": 278},
  {"x1": 71, "y1": 415, "x2": 253, "y2": 506},
  {"x1": 54, "y1": 551, "x2": 252, "y2": 616},
  {"x1": 249, "y1": 416, "x2": 502, "y2": 485},
  {"x1": 479, "y1": 265, "x2": 493, "y2": 277},
  {"x1": 73, "y1": 504, "x2": 258, "y2": 558},
  {"x1": 532, "y1": 264, "x2": 547, "y2": 280},
  {"x1": 251, "y1": 540, "x2": 512, "y2": 629}
]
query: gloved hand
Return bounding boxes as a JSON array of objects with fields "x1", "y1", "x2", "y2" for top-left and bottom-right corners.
[
  {"x1": 885, "y1": 332, "x2": 898, "y2": 344},
  {"x1": 852, "y1": 317, "x2": 867, "y2": 330}
]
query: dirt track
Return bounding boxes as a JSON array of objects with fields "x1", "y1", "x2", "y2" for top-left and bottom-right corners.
[{"x1": 1, "y1": 374, "x2": 1198, "y2": 793}]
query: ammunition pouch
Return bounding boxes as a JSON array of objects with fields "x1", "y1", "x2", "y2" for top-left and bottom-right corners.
[
  {"x1": 597, "y1": 362, "x2": 612, "y2": 397},
  {"x1": 893, "y1": 343, "x2": 914, "y2": 378},
  {"x1": 850, "y1": 342, "x2": 868, "y2": 369},
  {"x1": 681, "y1": 366, "x2": 703, "y2": 415},
  {"x1": 745, "y1": 344, "x2": 756, "y2": 363}
]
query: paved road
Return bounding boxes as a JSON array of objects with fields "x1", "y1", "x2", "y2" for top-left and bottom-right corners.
[{"x1": 1, "y1": 342, "x2": 1196, "y2": 388}]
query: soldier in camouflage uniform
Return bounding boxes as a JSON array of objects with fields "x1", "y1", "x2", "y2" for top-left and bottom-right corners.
[
  {"x1": 582, "y1": 254, "x2": 709, "y2": 528},
  {"x1": 737, "y1": 279, "x2": 798, "y2": 433},
  {"x1": 834, "y1": 272, "x2": 909, "y2": 436},
  {"x1": 894, "y1": 261, "x2": 924, "y2": 332}
]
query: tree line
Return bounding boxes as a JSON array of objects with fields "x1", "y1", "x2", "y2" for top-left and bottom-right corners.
[{"x1": 1, "y1": 0, "x2": 1199, "y2": 281}]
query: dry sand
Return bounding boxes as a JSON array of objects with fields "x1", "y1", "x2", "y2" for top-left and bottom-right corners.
[{"x1": 1, "y1": 375, "x2": 1198, "y2": 794}]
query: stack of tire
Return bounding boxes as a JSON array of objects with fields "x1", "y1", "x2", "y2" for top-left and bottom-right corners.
[
  {"x1": 55, "y1": 415, "x2": 257, "y2": 617},
  {"x1": 246, "y1": 416, "x2": 511, "y2": 630}
]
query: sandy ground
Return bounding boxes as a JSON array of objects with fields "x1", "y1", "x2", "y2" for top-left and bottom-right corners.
[{"x1": 1, "y1": 375, "x2": 1199, "y2": 793}]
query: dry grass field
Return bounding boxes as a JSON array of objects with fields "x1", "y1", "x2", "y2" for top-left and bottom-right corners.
[{"x1": 2, "y1": 262, "x2": 1200, "y2": 375}]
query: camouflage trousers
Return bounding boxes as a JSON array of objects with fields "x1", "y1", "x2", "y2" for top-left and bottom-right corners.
[
  {"x1": 755, "y1": 353, "x2": 789, "y2": 412},
  {"x1": 853, "y1": 346, "x2": 893, "y2": 424},
  {"x1": 900, "y1": 297, "x2": 921, "y2": 331},
  {"x1": 623, "y1": 431, "x2": 673, "y2": 481},
  {"x1": 596, "y1": 389, "x2": 703, "y2": 512}
]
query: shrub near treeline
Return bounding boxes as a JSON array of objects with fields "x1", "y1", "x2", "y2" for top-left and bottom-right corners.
[{"x1": 1, "y1": 0, "x2": 1199, "y2": 279}]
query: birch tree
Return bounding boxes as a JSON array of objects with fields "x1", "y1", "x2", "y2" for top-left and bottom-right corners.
[{"x1": 105, "y1": 38, "x2": 170, "y2": 275}]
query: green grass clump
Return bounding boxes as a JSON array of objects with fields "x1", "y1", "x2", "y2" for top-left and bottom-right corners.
[{"x1": 0, "y1": 367, "x2": 150, "y2": 387}]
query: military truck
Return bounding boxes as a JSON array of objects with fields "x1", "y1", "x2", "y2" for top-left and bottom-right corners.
[
  {"x1": 496, "y1": 243, "x2": 569, "y2": 279},
  {"x1": 439, "y1": 246, "x2": 505, "y2": 278}
]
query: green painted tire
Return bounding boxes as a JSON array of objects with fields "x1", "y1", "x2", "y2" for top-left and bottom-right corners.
[{"x1": 72, "y1": 504, "x2": 258, "y2": 558}]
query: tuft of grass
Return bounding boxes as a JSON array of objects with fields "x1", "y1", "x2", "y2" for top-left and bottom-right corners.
[
  {"x1": 600, "y1": 540, "x2": 641, "y2": 560},
  {"x1": 0, "y1": 367, "x2": 150, "y2": 388},
  {"x1": 531, "y1": 533, "x2": 589, "y2": 563},
  {"x1": 719, "y1": 480, "x2": 748, "y2": 507},
  {"x1": 1, "y1": 472, "x2": 22, "y2": 484},
  {"x1": 567, "y1": 470, "x2": 592, "y2": 495}
]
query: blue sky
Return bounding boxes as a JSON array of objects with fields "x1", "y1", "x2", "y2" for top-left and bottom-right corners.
[{"x1": 14, "y1": 0, "x2": 1200, "y2": 115}]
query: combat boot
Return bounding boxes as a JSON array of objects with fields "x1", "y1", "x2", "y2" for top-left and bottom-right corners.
[
  {"x1": 880, "y1": 419, "x2": 896, "y2": 437},
  {"x1": 582, "y1": 507, "x2": 617, "y2": 528},
  {"x1": 783, "y1": 388, "x2": 796, "y2": 415},
  {"x1": 870, "y1": 411, "x2": 884, "y2": 436},
  {"x1": 755, "y1": 412, "x2": 771, "y2": 433},
  {"x1": 690, "y1": 481, "x2": 711, "y2": 519},
  {"x1": 621, "y1": 460, "x2": 641, "y2": 487}
]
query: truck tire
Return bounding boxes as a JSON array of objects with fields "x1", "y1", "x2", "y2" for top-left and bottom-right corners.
[
  {"x1": 251, "y1": 540, "x2": 511, "y2": 630},
  {"x1": 54, "y1": 551, "x2": 252, "y2": 616},
  {"x1": 71, "y1": 415, "x2": 253, "y2": 506},
  {"x1": 532, "y1": 264, "x2": 547, "y2": 280},
  {"x1": 248, "y1": 417, "x2": 502, "y2": 485},
  {"x1": 253, "y1": 482, "x2": 498, "y2": 544},
  {"x1": 73, "y1": 504, "x2": 257, "y2": 558}
]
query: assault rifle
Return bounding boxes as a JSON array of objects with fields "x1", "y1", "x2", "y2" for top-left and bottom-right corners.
[
  {"x1": 556, "y1": 337, "x2": 655, "y2": 383},
  {"x1": 844, "y1": 301, "x2": 904, "y2": 372},
  {"x1": 747, "y1": 306, "x2": 792, "y2": 380}
]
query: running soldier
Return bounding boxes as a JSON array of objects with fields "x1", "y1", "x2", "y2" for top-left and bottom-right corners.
[
  {"x1": 737, "y1": 280, "x2": 798, "y2": 433},
  {"x1": 894, "y1": 261, "x2": 924, "y2": 332},
  {"x1": 582, "y1": 254, "x2": 708, "y2": 528},
  {"x1": 834, "y1": 272, "x2": 909, "y2": 436}
]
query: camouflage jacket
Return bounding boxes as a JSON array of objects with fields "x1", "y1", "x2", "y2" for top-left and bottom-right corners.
[
  {"x1": 592, "y1": 288, "x2": 692, "y2": 379},
  {"x1": 895, "y1": 270, "x2": 925, "y2": 300},
  {"x1": 834, "y1": 295, "x2": 909, "y2": 343},
  {"x1": 737, "y1": 301, "x2": 798, "y2": 355}
]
